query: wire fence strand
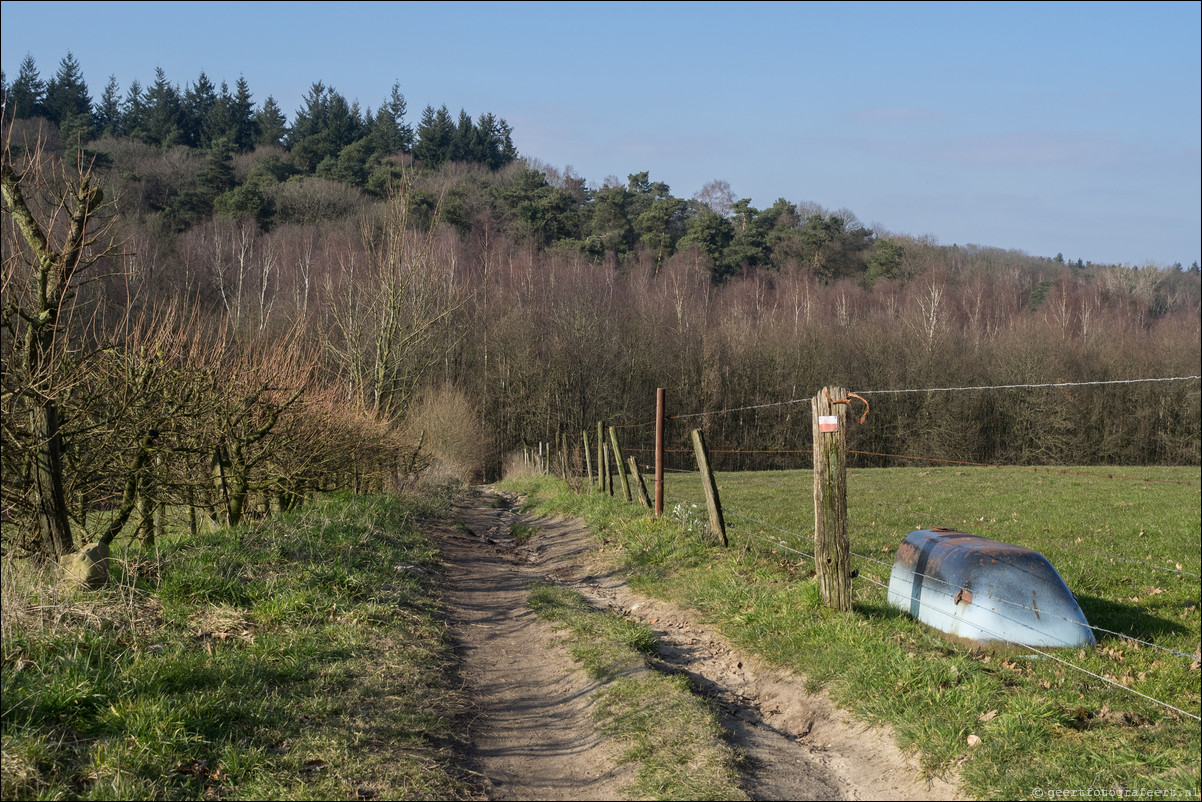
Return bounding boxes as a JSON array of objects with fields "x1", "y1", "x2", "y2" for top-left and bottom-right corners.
[{"x1": 855, "y1": 376, "x2": 1202, "y2": 395}]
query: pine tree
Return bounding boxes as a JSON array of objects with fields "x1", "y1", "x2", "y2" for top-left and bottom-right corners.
[
  {"x1": 413, "y1": 104, "x2": 454, "y2": 168},
  {"x1": 122, "y1": 79, "x2": 148, "y2": 141},
  {"x1": 254, "y1": 95, "x2": 288, "y2": 147},
  {"x1": 288, "y1": 81, "x2": 328, "y2": 146},
  {"x1": 205, "y1": 81, "x2": 237, "y2": 150},
  {"x1": 10, "y1": 54, "x2": 47, "y2": 119},
  {"x1": 368, "y1": 81, "x2": 413, "y2": 155},
  {"x1": 452, "y1": 108, "x2": 475, "y2": 162},
  {"x1": 183, "y1": 70, "x2": 217, "y2": 148},
  {"x1": 143, "y1": 67, "x2": 183, "y2": 146},
  {"x1": 288, "y1": 83, "x2": 362, "y2": 171},
  {"x1": 94, "y1": 75, "x2": 123, "y2": 136},
  {"x1": 474, "y1": 112, "x2": 517, "y2": 170},
  {"x1": 229, "y1": 77, "x2": 256, "y2": 152},
  {"x1": 203, "y1": 78, "x2": 255, "y2": 153},
  {"x1": 45, "y1": 53, "x2": 94, "y2": 143}
]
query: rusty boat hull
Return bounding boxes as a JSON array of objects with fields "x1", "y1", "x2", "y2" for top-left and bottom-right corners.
[{"x1": 886, "y1": 528, "x2": 1096, "y2": 648}]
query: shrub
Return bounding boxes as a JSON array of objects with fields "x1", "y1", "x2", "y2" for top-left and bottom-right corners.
[{"x1": 402, "y1": 384, "x2": 492, "y2": 483}]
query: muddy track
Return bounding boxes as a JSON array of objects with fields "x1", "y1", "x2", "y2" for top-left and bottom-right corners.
[{"x1": 439, "y1": 487, "x2": 962, "y2": 801}]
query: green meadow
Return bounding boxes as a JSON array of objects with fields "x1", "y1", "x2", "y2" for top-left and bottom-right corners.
[{"x1": 505, "y1": 465, "x2": 1201, "y2": 800}]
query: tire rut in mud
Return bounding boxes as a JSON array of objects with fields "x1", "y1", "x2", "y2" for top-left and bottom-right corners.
[{"x1": 440, "y1": 488, "x2": 960, "y2": 801}]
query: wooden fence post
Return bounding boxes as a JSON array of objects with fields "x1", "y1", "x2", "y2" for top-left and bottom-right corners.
[
  {"x1": 628, "y1": 457, "x2": 652, "y2": 508},
  {"x1": 812, "y1": 385, "x2": 852, "y2": 612},
  {"x1": 608, "y1": 426, "x2": 632, "y2": 502},
  {"x1": 597, "y1": 421, "x2": 605, "y2": 490},
  {"x1": 691, "y1": 428, "x2": 727, "y2": 546},
  {"x1": 602, "y1": 443, "x2": 613, "y2": 495},
  {"x1": 655, "y1": 388, "x2": 665, "y2": 516},
  {"x1": 582, "y1": 431, "x2": 593, "y2": 491}
]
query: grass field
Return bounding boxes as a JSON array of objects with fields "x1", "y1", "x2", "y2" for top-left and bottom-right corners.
[
  {"x1": 503, "y1": 465, "x2": 1201, "y2": 800},
  {"x1": 1, "y1": 492, "x2": 473, "y2": 801}
]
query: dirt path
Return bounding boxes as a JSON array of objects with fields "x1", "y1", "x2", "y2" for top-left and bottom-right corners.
[{"x1": 438, "y1": 487, "x2": 962, "y2": 801}]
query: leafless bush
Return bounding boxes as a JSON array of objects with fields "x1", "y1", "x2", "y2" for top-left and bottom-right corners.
[{"x1": 402, "y1": 384, "x2": 492, "y2": 483}]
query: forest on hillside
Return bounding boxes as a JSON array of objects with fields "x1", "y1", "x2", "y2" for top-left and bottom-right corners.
[{"x1": 3, "y1": 53, "x2": 1199, "y2": 562}]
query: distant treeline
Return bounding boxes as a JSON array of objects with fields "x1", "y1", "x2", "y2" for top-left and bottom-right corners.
[
  {"x1": 2, "y1": 53, "x2": 516, "y2": 232},
  {"x1": 11, "y1": 52, "x2": 1196, "y2": 282}
]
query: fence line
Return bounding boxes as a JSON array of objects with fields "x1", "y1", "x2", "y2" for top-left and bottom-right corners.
[
  {"x1": 670, "y1": 397, "x2": 812, "y2": 420},
  {"x1": 672, "y1": 470, "x2": 1200, "y2": 582},
  {"x1": 662, "y1": 376, "x2": 1201, "y2": 423},
  {"x1": 550, "y1": 380, "x2": 1199, "y2": 723},
  {"x1": 543, "y1": 382, "x2": 1192, "y2": 735},
  {"x1": 733, "y1": 525, "x2": 815, "y2": 562},
  {"x1": 610, "y1": 420, "x2": 656, "y2": 430},
  {"x1": 725, "y1": 509, "x2": 814, "y2": 554}
]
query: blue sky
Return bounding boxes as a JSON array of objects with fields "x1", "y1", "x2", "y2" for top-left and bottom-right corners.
[{"x1": 3, "y1": 0, "x2": 1199, "y2": 266}]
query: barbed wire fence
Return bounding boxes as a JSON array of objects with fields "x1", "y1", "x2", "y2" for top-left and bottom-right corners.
[{"x1": 529, "y1": 375, "x2": 1201, "y2": 723}]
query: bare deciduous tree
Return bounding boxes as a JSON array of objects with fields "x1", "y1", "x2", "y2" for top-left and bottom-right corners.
[
  {"x1": 2, "y1": 131, "x2": 120, "y2": 560},
  {"x1": 323, "y1": 198, "x2": 467, "y2": 420}
]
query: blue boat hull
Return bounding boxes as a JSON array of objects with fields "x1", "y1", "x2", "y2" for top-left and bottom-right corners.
[{"x1": 886, "y1": 528, "x2": 1095, "y2": 648}]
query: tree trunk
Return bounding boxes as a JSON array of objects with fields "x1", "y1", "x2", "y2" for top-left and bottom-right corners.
[
  {"x1": 226, "y1": 445, "x2": 249, "y2": 527},
  {"x1": 30, "y1": 403, "x2": 73, "y2": 558},
  {"x1": 211, "y1": 447, "x2": 231, "y2": 527}
]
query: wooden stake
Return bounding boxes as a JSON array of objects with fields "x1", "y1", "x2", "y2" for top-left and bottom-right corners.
[
  {"x1": 602, "y1": 442, "x2": 613, "y2": 495},
  {"x1": 597, "y1": 421, "x2": 605, "y2": 490},
  {"x1": 655, "y1": 388, "x2": 665, "y2": 516},
  {"x1": 691, "y1": 428, "x2": 727, "y2": 546},
  {"x1": 582, "y1": 430, "x2": 593, "y2": 491},
  {"x1": 628, "y1": 457, "x2": 651, "y2": 508},
  {"x1": 608, "y1": 426, "x2": 632, "y2": 502}
]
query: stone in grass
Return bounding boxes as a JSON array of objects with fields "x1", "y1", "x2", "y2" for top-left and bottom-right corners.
[{"x1": 59, "y1": 541, "x2": 110, "y2": 589}]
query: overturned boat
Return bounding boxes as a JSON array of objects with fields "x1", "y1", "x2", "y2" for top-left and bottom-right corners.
[{"x1": 887, "y1": 528, "x2": 1095, "y2": 648}]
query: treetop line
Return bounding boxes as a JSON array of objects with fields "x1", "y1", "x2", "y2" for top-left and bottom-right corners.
[{"x1": 8, "y1": 52, "x2": 1196, "y2": 276}]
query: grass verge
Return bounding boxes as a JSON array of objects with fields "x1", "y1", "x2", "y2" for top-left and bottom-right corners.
[
  {"x1": 503, "y1": 467, "x2": 1202, "y2": 801},
  {"x1": 526, "y1": 582, "x2": 746, "y2": 801},
  {"x1": 1, "y1": 491, "x2": 475, "y2": 801}
]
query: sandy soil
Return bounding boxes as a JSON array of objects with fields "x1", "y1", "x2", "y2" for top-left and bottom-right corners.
[{"x1": 437, "y1": 487, "x2": 963, "y2": 801}]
